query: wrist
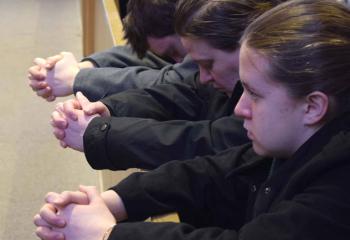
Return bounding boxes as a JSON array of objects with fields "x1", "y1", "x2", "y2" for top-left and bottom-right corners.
[
  {"x1": 78, "y1": 60, "x2": 95, "y2": 69},
  {"x1": 102, "y1": 225, "x2": 115, "y2": 240},
  {"x1": 101, "y1": 190, "x2": 128, "y2": 222}
]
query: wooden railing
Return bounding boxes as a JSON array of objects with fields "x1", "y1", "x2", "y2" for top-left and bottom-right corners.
[{"x1": 81, "y1": 0, "x2": 126, "y2": 57}]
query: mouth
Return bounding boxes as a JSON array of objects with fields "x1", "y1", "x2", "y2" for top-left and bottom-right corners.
[
  {"x1": 243, "y1": 125, "x2": 253, "y2": 140},
  {"x1": 246, "y1": 130, "x2": 254, "y2": 140}
]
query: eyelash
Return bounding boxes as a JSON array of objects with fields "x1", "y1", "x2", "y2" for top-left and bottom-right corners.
[
  {"x1": 246, "y1": 88, "x2": 259, "y2": 100},
  {"x1": 200, "y1": 62, "x2": 213, "y2": 70}
]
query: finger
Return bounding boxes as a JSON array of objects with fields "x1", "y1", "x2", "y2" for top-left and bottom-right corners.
[
  {"x1": 46, "y1": 95, "x2": 56, "y2": 102},
  {"x1": 51, "y1": 111, "x2": 67, "y2": 129},
  {"x1": 59, "y1": 140, "x2": 67, "y2": 148},
  {"x1": 52, "y1": 127, "x2": 65, "y2": 140},
  {"x1": 36, "y1": 87, "x2": 53, "y2": 99},
  {"x1": 45, "y1": 192, "x2": 61, "y2": 203},
  {"x1": 86, "y1": 102, "x2": 103, "y2": 115},
  {"x1": 46, "y1": 54, "x2": 64, "y2": 69},
  {"x1": 63, "y1": 99, "x2": 81, "y2": 121},
  {"x1": 60, "y1": 51, "x2": 76, "y2": 60},
  {"x1": 34, "y1": 57, "x2": 47, "y2": 67},
  {"x1": 28, "y1": 65, "x2": 46, "y2": 81},
  {"x1": 39, "y1": 204, "x2": 66, "y2": 227},
  {"x1": 29, "y1": 79, "x2": 48, "y2": 90},
  {"x1": 33, "y1": 214, "x2": 51, "y2": 228},
  {"x1": 75, "y1": 91, "x2": 91, "y2": 110},
  {"x1": 55, "y1": 102, "x2": 64, "y2": 113},
  {"x1": 53, "y1": 191, "x2": 89, "y2": 206},
  {"x1": 35, "y1": 226, "x2": 64, "y2": 240},
  {"x1": 79, "y1": 185, "x2": 100, "y2": 203}
]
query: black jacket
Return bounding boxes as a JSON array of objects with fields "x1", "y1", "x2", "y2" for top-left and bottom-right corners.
[
  {"x1": 83, "y1": 81, "x2": 248, "y2": 170},
  {"x1": 107, "y1": 113, "x2": 350, "y2": 240},
  {"x1": 74, "y1": 45, "x2": 197, "y2": 101}
]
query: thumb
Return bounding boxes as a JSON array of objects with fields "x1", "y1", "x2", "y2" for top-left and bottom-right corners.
[
  {"x1": 79, "y1": 185, "x2": 101, "y2": 203},
  {"x1": 45, "y1": 54, "x2": 63, "y2": 69},
  {"x1": 60, "y1": 51, "x2": 77, "y2": 61},
  {"x1": 34, "y1": 57, "x2": 47, "y2": 67},
  {"x1": 76, "y1": 91, "x2": 91, "y2": 110}
]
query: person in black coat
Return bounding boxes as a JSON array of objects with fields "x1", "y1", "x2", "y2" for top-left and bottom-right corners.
[
  {"x1": 34, "y1": 0, "x2": 350, "y2": 240},
  {"x1": 50, "y1": 0, "x2": 286, "y2": 170}
]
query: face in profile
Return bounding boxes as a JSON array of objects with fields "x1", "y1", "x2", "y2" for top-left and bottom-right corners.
[
  {"x1": 181, "y1": 37, "x2": 240, "y2": 96},
  {"x1": 147, "y1": 35, "x2": 187, "y2": 63},
  {"x1": 234, "y1": 43, "x2": 307, "y2": 158}
]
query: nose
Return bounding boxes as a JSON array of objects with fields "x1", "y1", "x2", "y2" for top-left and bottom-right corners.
[
  {"x1": 199, "y1": 67, "x2": 213, "y2": 85},
  {"x1": 234, "y1": 92, "x2": 251, "y2": 119}
]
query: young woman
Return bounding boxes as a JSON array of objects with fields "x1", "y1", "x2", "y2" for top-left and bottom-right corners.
[{"x1": 34, "y1": 1, "x2": 350, "y2": 240}]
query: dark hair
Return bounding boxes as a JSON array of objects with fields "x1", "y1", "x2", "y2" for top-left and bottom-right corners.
[
  {"x1": 241, "y1": 0, "x2": 350, "y2": 113},
  {"x1": 174, "y1": 0, "x2": 285, "y2": 52},
  {"x1": 123, "y1": 0, "x2": 177, "y2": 58}
]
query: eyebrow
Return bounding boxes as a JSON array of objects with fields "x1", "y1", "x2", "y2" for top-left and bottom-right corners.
[
  {"x1": 240, "y1": 79, "x2": 249, "y2": 89},
  {"x1": 241, "y1": 80, "x2": 257, "y2": 93}
]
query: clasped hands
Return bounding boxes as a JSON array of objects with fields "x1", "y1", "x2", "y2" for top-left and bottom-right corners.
[
  {"x1": 51, "y1": 92, "x2": 110, "y2": 151},
  {"x1": 28, "y1": 52, "x2": 94, "y2": 101},
  {"x1": 34, "y1": 186, "x2": 117, "y2": 240}
]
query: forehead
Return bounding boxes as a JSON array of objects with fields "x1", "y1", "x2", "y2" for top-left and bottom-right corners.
[
  {"x1": 147, "y1": 35, "x2": 178, "y2": 53},
  {"x1": 181, "y1": 37, "x2": 218, "y2": 59},
  {"x1": 239, "y1": 42, "x2": 272, "y2": 85}
]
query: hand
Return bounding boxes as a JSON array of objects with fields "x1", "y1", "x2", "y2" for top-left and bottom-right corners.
[
  {"x1": 34, "y1": 190, "x2": 89, "y2": 240},
  {"x1": 45, "y1": 52, "x2": 80, "y2": 97},
  {"x1": 28, "y1": 57, "x2": 58, "y2": 102},
  {"x1": 63, "y1": 92, "x2": 111, "y2": 120},
  {"x1": 35, "y1": 186, "x2": 116, "y2": 240},
  {"x1": 51, "y1": 92, "x2": 110, "y2": 151},
  {"x1": 28, "y1": 52, "x2": 83, "y2": 101},
  {"x1": 65, "y1": 108, "x2": 99, "y2": 151}
]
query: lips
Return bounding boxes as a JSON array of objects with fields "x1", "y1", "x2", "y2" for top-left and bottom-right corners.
[
  {"x1": 243, "y1": 124, "x2": 253, "y2": 140},
  {"x1": 246, "y1": 130, "x2": 254, "y2": 140}
]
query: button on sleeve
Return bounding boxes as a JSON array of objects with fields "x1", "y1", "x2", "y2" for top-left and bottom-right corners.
[{"x1": 100, "y1": 123, "x2": 109, "y2": 131}]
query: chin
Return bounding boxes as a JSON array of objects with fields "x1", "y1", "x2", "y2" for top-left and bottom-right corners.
[{"x1": 252, "y1": 144, "x2": 272, "y2": 157}]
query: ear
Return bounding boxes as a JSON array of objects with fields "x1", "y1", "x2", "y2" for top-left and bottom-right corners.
[{"x1": 303, "y1": 91, "x2": 329, "y2": 125}]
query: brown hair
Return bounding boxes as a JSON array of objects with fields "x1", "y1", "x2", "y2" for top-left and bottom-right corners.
[
  {"x1": 123, "y1": 0, "x2": 177, "y2": 58},
  {"x1": 174, "y1": 0, "x2": 285, "y2": 51},
  {"x1": 242, "y1": 0, "x2": 350, "y2": 113}
]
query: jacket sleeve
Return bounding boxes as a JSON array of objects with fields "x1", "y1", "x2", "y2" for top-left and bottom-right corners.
[
  {"x1": 106, "y1": 151, "x2": 350, "y2": 240},
  {"x1": 98, "y1": 80, "x2": 220, "y2": 121},
  {"x1": 105, "y1": 146, "x2": 253, "y2": 240},
  {"x1": 73, "y1": 56, "x2": 198, "y2": 101},
  {"x1": 81, "y1": 45, "x2": 171, "y2": 68},
  {"x1": 110, "y1": 146, "x2": 252, "y2": 222},
  {"x1": 83, "y1": 116, "x2": 248, "y2": 170},
  {"x1": 96, "y1": 75, "x2": 239, "y2": 121},
  {"x1": 74, "y1": 46, "x2": 198, "y2": 101}
]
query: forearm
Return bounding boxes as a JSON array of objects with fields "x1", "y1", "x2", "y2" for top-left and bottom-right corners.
[
  {"x1": 82, "y1": 45, "x2": 171, "y2": 68},
  {"x1": 78, "y1": 60, "x2": 95, "y2": 69},
  {"x1": 73, "y1": 57, "x2": 198, "y2": 102},
  {"x1": 108, "y1": 148, "x2": 246, "y2": 223},
  {"x1": 101, "y1": 190, "x2": 128, "y2": 222},
  {"x1": 108, "y1": 222, "x2": 239, "y2": 240},
  {"x1": 100, "y1": 83, "x2": 207, "y2": 120},
  {"x1": 83, "y1": 116, "x2": 248, "y2": 170}
]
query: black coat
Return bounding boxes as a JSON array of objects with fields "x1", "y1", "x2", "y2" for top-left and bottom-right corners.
[
  {"x1": 83, "y1": 82, "x2": 248, "y2": 170},
  {"x1": 108, "y1": 113, "x2": 350, "y2": 240},
  {"x1": 75, "y1": 45, "x2": 197, "y2": 101}
]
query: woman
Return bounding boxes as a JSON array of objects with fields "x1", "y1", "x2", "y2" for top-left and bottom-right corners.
[{"x1": 34, "y1": 0, "x2": 350, "y2": 239}]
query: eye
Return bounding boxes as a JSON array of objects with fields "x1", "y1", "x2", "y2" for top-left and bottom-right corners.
[
  {"x1": 198, "y1": 60, "x2": 213, "y2": 70},
  {"x1": 246, "y1": 88, "x2": 260, "y2": 100}
]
